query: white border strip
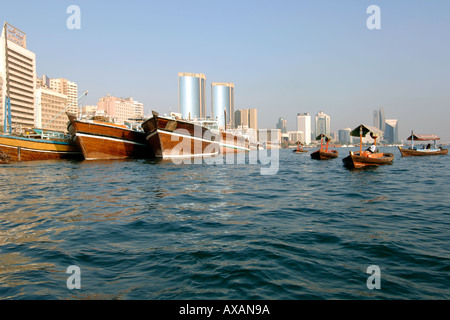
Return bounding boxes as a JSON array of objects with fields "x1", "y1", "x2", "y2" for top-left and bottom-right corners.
[{"x1": 76, "y1": 133, "x2": 148, "y2": 147}]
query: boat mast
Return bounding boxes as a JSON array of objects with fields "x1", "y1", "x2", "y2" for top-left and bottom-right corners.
[
  {"x1": 3, "y1": 23, "x2": 12, "y2": 134},
  {"x1": 411, "y1": 130, "x2": 414, "y2": 149},
  {"x1": 359, "y1": 125, "x2": 363, "y2": 154}
]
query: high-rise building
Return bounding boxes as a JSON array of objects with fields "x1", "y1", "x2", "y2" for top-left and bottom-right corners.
[
  {"x1": 97, "y1": 95, "x2": 144, "y2": 125},
  {"x1": 296, "y1": 113, "x2": 311, "y2": 145},
  {"x1": 373, "y1": 107, "x2": 386, "y2": 132},
  {"x1": 384, "y1": 119, "x2": 399, "y2": 143},
  {"x1": 1, "y1": 23, "x2": 37, "y2": 130},
  {"x1": 276, "y1": 117, "x2": 287, "y2": 133},
  {"x1": 49, "y1": 78, "x2": 78, "y2": 116},
  {"x1": 315, "y1": 111, "x2": 330, "y2": 137},
  {"x1": 235, "y1": 108, "x2": 257, "y2": 131},
  {"x1": 211, "y1": 82, "x2": 234, "y2": 128},
  {"x1": 338, "y1": 128, "x2": 352, "y2": 144},
  {"x1": 178, "y1": 72, "x2": 206, "y2": 120},
  {"x1": 35, "y1": 86, "x2": 68, "y2": 132}
]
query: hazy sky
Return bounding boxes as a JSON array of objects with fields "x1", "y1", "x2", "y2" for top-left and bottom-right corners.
[{"x1": 2, "y1": 0, "x2": 449, "y2": 141}]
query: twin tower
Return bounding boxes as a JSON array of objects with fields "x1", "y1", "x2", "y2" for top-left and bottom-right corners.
[{"x1": 178, "y1": 73, "x2": 234, "y2": 128}]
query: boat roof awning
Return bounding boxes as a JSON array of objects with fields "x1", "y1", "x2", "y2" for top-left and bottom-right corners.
[
  {"x1": 407, "y1": 134, "x2": 440, "y2": 141},
  {"x1": 315, "y1": 133, "x2": 333, "y2": 141},
  {"x1": 350, "y1": 124, "x2": 383, "y2": 138}
]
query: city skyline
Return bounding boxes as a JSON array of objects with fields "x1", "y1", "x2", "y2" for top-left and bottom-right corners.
[{"x1": 1, "y1": 1, "x2": 449, "y2": 141}]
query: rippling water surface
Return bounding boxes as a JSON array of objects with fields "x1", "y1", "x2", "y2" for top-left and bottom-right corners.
[{"x1": 0, "y1": 147, "x2": 449, "y2": 299}]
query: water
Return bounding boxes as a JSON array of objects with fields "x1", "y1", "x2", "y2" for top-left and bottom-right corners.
[{"x1": 0, "y1": 147, "x2": 449, "y2": 300}]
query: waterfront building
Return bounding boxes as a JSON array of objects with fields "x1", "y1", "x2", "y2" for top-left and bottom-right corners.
[
  {"x1": 49, "y1": 78, "x2": 78, "y2": 116},
  {"x1": 97, "y1": 95, "x2": 144, "y2": 125},
  {"x1": 276, "y1": 117, "x2": 287, "y2": 133},
  {"x1": 0, "y1": 23, "x2": 37, "y2": 131},
  {"x1": 178, "y1": 72, "x2": 206, "y2": 120},
  {"x1": 81, "y1": 105, "x2": 98, "y2": 116},
  {"x1": 384, "y1": 119, "x2": 399, "y2": 143},
  {"x1": 35, "y1": 86, "x2": 68, "y2": 132},
  {"x1": 338, "y1": 128, "x2": 352, "y2": 144},
  {"x1": 288, "y1": 131, "x2": 304, "y2": 143},
  {"x1": 373, "y1": 107, "x2": 386, "y2": 132},
  {"x1": 235, "y1": 108, "x2": 257, "y2": 131},
  {"x1": 296, "y1": 113, "x2": 311, "y2": 145},
  {"x1": 315, "y1": 111, "x2": 330, "y2": 137},
  {"x1": 211, "y1": 82, "x2": 234, "y2": 128}
]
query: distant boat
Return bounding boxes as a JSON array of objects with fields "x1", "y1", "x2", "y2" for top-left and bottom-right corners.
[
  {"x1": 141, "y1": 111, "x2": 220, "y2": 159},
  {"x1": 342, "y1": 124, "x2": 394, "y2": 169},
  {"x1": 398, "y1": 131, "x2": 448, "y2": 156},
  {"x1": 310, "y1": 134, "x2": 338, "y2": 160},
  {"x1": 67, "y1": 114, "x2": 154, "y2": 160},
  {"x1": 293, "y1": 141, "x2": 308, "y2": 153}
]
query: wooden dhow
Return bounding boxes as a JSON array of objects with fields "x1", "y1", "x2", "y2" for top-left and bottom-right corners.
[
  {"x1": 342, "y1": 124, "x2": 394, "y2": 169},
  {"x1": 310, "y1": 134, "x2": 338, "y2": 160},
  {"x1": 293, "y1": 141, "x2": 308, "y2": 153},
  {"x1": 67, "y1": 114, "x2": 154, "y2": 160},
  {"x1": 398, "y1": 131, "x2": 448, "y2": 156},
  {"x1": 141, "y1": 111, "x2": 220, "y2": 159}
]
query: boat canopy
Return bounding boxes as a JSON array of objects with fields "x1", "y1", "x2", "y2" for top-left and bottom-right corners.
[
  {"x1": 407, "y1": 134, "x2": 440, "y2": 141},
  {"x1": 349, "y1": 124, "x2": 383, "y2": 138},
  {"x1": 315, "y1": 133, "x2": 333, "y2": 141}
]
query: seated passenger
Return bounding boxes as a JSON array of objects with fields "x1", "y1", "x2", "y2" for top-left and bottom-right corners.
[{"x1": 367, "y1": 144, "x2": 377, "y2": 153}]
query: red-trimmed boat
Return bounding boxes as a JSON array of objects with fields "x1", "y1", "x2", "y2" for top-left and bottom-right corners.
[
  {"x1": 310, "y1": 134, "x2": 338, "y2": 160},
  {"x1": 342, "y1": 124, "x2": 394, "y2": 169}
]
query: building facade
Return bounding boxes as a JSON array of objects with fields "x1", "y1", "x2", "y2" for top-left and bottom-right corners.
[
  {"x1": 49, "y1": 78, "x2": 78, "y2": 116},
  {"x1": 384, "y1": 119, "x2": 399, "y2": 143},
  {"x1": 373, "y1": 107, "x2": 386, "y2": 132},
  {"x1": 338, "y1": 128, "x2": 352, "y2": 144},
  {"x1": 296, "y1": 113, "x2": 311, "y2": 145},
  {"x1": 235, "y1": 108, "x2": 257, "y2": 131},
  {"x1": 1, "y1": 23, "x2": 36, "y2": 131},
  {"x1": 178, "y1": 72, "x2": 206, "y2": 120},
  {"x1": 35, "y1": 86, "x2": 68, "y2": 132},
  {"x1": 315, "y1": 111, "x2": 330, "y2": 138},
  {"x1": 276, "y1": 117, "x2": 287, "y2": 133},
  {"x1": 97, "y1": 95, "x2": 144, "y2": 125},
  {"x1": 211, "y1": 82, "x2": 234, "y2": 128}
]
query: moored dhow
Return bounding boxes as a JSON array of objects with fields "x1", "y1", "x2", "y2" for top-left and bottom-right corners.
[
  {"x1": 0, "y1": 129, "x2": 82, "y2": 162},
  {"x1": 398, "y1": 131, "x2": 448, "y2": 156},
  {"x1": 141, "y1": 111, "x2": 220, "y2": 159},
  {"x1": 67, "y1": 114, "x2": 154, "y2": 160}
]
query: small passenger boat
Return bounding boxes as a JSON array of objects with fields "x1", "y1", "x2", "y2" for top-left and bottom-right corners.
[
  {"x1": 310, "y1": 134, "x2": 338, "y2": 160},
  {"x1": 342, "y1": 124, "x2": 394, "y2": 169},
  {"x1": 293, "y1": 141, "x2": 308, "y2": 153},
  {"x1": 398, "y1": 131, "x2": 448, "y2": 156}
]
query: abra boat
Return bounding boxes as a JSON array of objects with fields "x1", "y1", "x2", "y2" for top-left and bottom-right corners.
[
  {"x1": 310, "y1": 134, "x2": 338, "y2": 160},
  {"x1": 141, "y1": 111, "x2": 220, "y2": 159},
  {"x1": 293, "y1": 141, "x2": 308, "y2": 153},
  {"x1": 342, "y1": 124, "x2": 394, "y2": 169},
  {"x1": 67, "y1": 114, "x2": 154, "y2": 160},
  {"x1": 398, "y1": 131, "x2": 448, "y2": 156}
]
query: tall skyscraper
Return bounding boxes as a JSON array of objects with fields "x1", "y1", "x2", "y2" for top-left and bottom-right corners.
[
  {"x1": 276, "y1": 117, "x2": 287, "y2": 133},
  {"x1": 315, "y1": 111, "x2": 331, "y2": 137},
  {"x1": 178, "y1": 72, "x2": 206, "y2": 120},
  {"x1": 235, "y1": 108, "x2": 257, "y2": 131},
  {"x1": 211, "y1": 82, "x2": 234, "y2": 128},
  {"x1": 296, "y1": 113, "x2": 311, "y2": 144},
  {"x1": 373, "y1": 107, "x2": 386, "y2": 132},
  {"x1": 384, "y1": 119, "x2": 399, "y2": 143},
  {"x1": 1, "y1": 23, "x2": 37, "y2": 130},
  {"x1": 49, "y1": 78, "x2": 78, "y2": 116},
  {"x1": 338, "y1": 128, "x2": 352, "y2": 144}
]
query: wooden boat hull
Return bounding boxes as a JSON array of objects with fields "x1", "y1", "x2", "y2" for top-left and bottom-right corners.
[
  {"x1": 68, "y1": 115, "x2": 153, "y2": 160},
  {"x1": 0, "y1": 134, "x2": 82, "y2": 162},
  {"x1": 343, "y1": 152, "x2": 394, "y2": 169},
  {"x1": 217, "y1": 131, "x2": 250, "y2": 154},
  {"x1": 141, "y1": 115, "x2": 220, "y2": 159},
  {"x1": 398, "y1": 146, "x2": 448, "y2": 156},
  {"x1": 293, "y1": 150, "x2": 308, "y2": 153},
  {"x1": 310, "y1": 149, "x2": 338, "y2": 160}
]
